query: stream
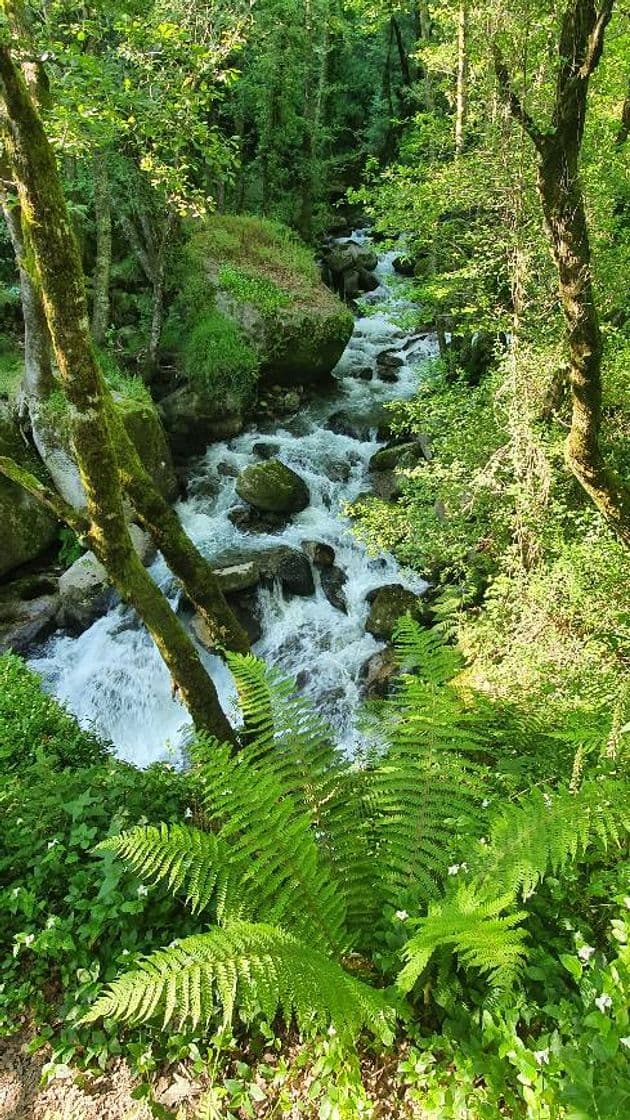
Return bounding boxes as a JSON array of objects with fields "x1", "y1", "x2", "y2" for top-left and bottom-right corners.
[{"x1": 31, "y1": 234, "x2": 438, "y2": 766}]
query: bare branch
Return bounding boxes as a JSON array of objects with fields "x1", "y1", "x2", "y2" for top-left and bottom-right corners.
[{"x1": 492, "y1": 43, "x2": 546, "y2": 151}]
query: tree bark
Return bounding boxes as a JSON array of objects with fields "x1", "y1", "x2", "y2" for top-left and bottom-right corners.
[
  {"x1": 90, "y1": 148, "x2": 112, "y2": 345},
  {"x1": 0, "y1": 42, "x2": 236, "y2": 742},
  {"x1": 493, "y1": 0, "x2": 630, "y2": 547},
  {"x1": 0, "y1": 189, "x2": 54, "y2": 409}
]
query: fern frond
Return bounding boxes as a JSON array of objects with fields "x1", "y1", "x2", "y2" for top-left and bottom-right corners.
[
  {"x1": 83, "y1": 920, "x2": 393, "y2": 1040},
  {"x1": 399, "y1": 887, "x2": 528, "y2": 994},
  {"x1": 371, "y1": 621, "x2": 487, "y2": 906},
  {"x1": 97, "y1": 825, "x2": 234, "y2": 918},
  {"x1": 397, "y1": 778, "x2": 630, "y2": 996},
  {"x1": 193, "y1": 739, "x2": 349, "y2": 956}
]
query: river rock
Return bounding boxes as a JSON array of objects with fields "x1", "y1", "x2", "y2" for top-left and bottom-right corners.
[
  {"x1": 228, "y1": 507, "x2": 291, "y2": 534},
  {"x1": 360, "y1": 648, "x2": 398, "y2": 699},
  {"x1": 301, "y1": 540, "x2": 335, "y2": 568},
  {"x1": 225, "y1": 590, "x2": 262, "y2": 644},
  {"x1": 320, "y1": 565, "x2": 347, "y2": 613},
  {"x1": 256, "y1": 546, "x2": 315, "y2": 597},
  {"x1": 358, "y1": 267, "x2": 380, "y2": 293},
  {"x1": 212, "y1": 561, "x2": 259, "y2": 593},
  {"x1": 57, "y1": 553, "x2": 112, "y2": 633},
  {"x1": 365, "y1": 584, "x2": 423, "y2": 641},
  {"x1": 369, "y1": 439, "x2": 431, "y2": 472},
  {"x1": 57, "y1": 524, "x2": 155, "y2": 632},
  {"x1": 252, "y1": 441, "x2": 279, "y2": 460},
  {"x1": 0, "y1": 575, "x2": 60, "y2": 654},
  {"x1": 160, "y1": 384, "x2": 244, "y2": 457},
  {"x1": 235, "y1": 458, "x2": 309, "y2": 514},
  {"x1": 392, "y1": 254, "x2": 415, "y2": 277},
  {"x1": 348, "y1": 365, "x2": 373, "y2": 381},
  {"x1": 376, "y1": 350, "x2": 405, "y2": 370},
  {"x1": 325, "y1": 411, "x2": 364, "y2": 440}
]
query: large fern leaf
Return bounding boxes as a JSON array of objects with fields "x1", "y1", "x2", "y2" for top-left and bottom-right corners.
[
  {"x1": 370, "y1": 621, "x2": 488, "y2": 907},
  {"x1": 398, "y1": 778, "x2": 630, "y2": 995},
  {"x1": 83, "y1": 920, "x2": 393, "y2": 1040}
]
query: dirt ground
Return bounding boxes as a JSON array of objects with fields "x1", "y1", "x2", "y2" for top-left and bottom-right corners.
[{"x1": 0, "y1": 1034, "x2": 155, "y2": 1120}]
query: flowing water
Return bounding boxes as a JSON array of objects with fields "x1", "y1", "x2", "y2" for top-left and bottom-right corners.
[{"x1": 31, "y1": 235, "x2": 438, "y2": 766}]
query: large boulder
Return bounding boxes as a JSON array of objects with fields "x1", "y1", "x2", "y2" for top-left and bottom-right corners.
[
  {"x1": 160, "y1": 384, "x2": 244, "y2": 458},
  {"x1": 360, "y1": 648, "x2": 398, "y2": 699},
  {"x1": 172, "y1": 217, "x2": 354, "y2": 399},
  {"x1": 369, "y1": 439, "x2": 431, "y2": 473},
  {"x1": 320, "y1": 565, "x2": 347, "y2": 613},
  {"x1": 0, "y1": 403, "x2": 59, "y2": 579},
  {"x1": 365, "y1": 584, "x2": 424, "y2": 641},
  {"x1": 235, "y1": 458, "x2": 309, "y2": 514},
  {"x1": 257, "y1": 546, "x2": 314, "y2": 597}
]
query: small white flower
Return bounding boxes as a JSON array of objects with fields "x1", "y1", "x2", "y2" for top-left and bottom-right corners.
[
  {"x1": 482, "y1": 799, "x2": 490, "y2": 809},
  {"x1": 137, "y1": 884, "x2": 149, "y2": 897},
  {"x1": 448, "y1": 864, "x2": 460, "y2": 875},
  {"x1": 533, "y1": 1049, "x2": 549, "y2": 1065},
  {"x1": 47, "y1": 838, "x2": 60, "y2": 850},
  {"x1": 461, "y1": 862, "x2": 468, "y2": 872},
  {"x1": 184, "y1": 806, "x2": 193, "y2": 819},
  {"x1": 479, "y1": 837, "x2": 487, "y2": 845},
  {"x1": 11, "y1": 887, "x2": 20, "y2": 898},
  {"x1": 620, "y1": 1037, "x2": 630, "y2": 1049},
  {"x1": 327, "y1": 1026, "x2": 337, "y2": 1037},
  {"x1": 23, "y1": 934, "x2": 35, "y2": 947},
  {"x1": 577, "y1": 945, "x2": 595, "y2": 963},
  {"x1": 395, "y1": 910, "x2": 409, "y2": 922},
  {"x1": 15, "y1": 818, "x2": 23, "y2": 825},
  {"x1": 595, "y1": 993, "x2": 613, "y2": 1013},
  {"x1": 122, "y1": 949, "x2": 130, "y2": 957}
]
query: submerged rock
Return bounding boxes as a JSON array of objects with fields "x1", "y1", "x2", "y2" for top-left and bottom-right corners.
[
  {"x1": 256, "y1": 546, "x2": 315, "y2": 597},
  {"x1": 301, "y1": 540, "x2": 335, "y2": 568},
  {"x1": 235, "y1": 458, "x2": 309, "y2": 514},
  {"x1": 320, "y1": 565, "x2": 347, "y2": 613}
]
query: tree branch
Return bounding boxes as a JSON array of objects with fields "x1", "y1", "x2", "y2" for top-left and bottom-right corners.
[
  {"x1": 492, "y1": 43, "x2": 546, "y2": 151},
  {"x1": 0, "y1": 455, "x2": 89, "y2": 536},
  {"x1": 579, "y1": 0, "x2": 614, "y2": 78}
]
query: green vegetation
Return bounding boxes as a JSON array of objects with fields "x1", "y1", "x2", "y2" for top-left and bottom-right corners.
[{"x1": 0, "y1": 0, "x2": 628, "y2": 1115}]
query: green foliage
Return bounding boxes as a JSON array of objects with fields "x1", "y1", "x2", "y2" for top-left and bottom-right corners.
[
  {"x1": 179, "y1": 308, "x2": 259, "y2": 409},
  {"x1": 83, "y1": 919, "x2": 390, "y2": 1037},
  {"x1": 57, "y1": 525, "x2": 85, "y2": 568},
  {"x1": 0, "y1": 341, "x2": 23, "y2": 400},
  {"x1": 0, "y1": 654, "x2": 105, "y2": 773}
]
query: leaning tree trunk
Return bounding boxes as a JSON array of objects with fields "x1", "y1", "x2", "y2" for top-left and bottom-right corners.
[
  {"x1": 493, "y1": 0, "x2": 630, "y2": 547},
  {"x1": 90, "y1": 148, "x2": 112, "y2": 345},
  {"x1": 0, "y1": 42, "x2": 235, "y2": 742}
]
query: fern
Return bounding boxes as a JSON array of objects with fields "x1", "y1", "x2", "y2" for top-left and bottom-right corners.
[
  {"x1": 398, "y1": 778, "x2": 630, "y2": 995},
  {"x1": 83, "y1": 920, "x2": 392, "y2": 1040},
  {"x1": 370, "y1": 622, "x2": 487, "y2": 906}
]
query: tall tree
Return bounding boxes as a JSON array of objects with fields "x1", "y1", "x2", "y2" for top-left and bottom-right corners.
[
  {"x1": 0, "y1": 35, "x2": 236, "y2": 740},
  {"x1": 494, "y1": 0, "x2": 630, "y2": 546}
]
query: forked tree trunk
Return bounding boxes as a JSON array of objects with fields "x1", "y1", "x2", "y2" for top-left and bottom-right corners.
[
  {"x1": 90, "y1": 148, "x2": 112, "y2": 345},
  {"x1": 0, "y1": 43, "x2": 236, "y2": 742},
  {"x1": 494, "y1": 0, "x2": 630, "y2": 547}
]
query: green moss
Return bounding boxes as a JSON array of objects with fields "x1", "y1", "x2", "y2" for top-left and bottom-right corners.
[
  {"x1": 181, "y1": 308, "x2": 259, "y2": 410},
  {"x1": 98, "y1": 348, "x2": 152, "y2": 404},
  {"x1": 218, "y1": 265, "x2": 291, "y2": 314},
  {"x1": 0, "y1": 344, "x2": 24, "y2": 401}
]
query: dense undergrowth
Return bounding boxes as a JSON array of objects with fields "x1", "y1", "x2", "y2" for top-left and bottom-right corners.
[{"x1": 1, "y1": 626, "x2": 628, "y2": 1118}]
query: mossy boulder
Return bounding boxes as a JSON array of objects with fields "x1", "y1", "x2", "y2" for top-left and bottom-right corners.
[
  {"x1": 169, "y1": 216, "x2": 354, "y2": 419},
  {"x1": 235, "y1": 458, "x2": 310, "y2": 514},
  {"x1": 0, "y1": 403, "x2": 59, "y2": 579},
  {"x1": 365, "y1": 584, "x2": 425, "y2": 641}
]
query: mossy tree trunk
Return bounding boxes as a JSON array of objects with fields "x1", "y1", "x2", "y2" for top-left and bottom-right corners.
[
  {"x1": 494, "y1": 0, "x2": 630, "y2": 548},
  {"x1": 0, "y1": 42, "x2": 236, "y2": 742},
  {"x1": 90, "y1": 148, "x2": 112, "y2": 346}
]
